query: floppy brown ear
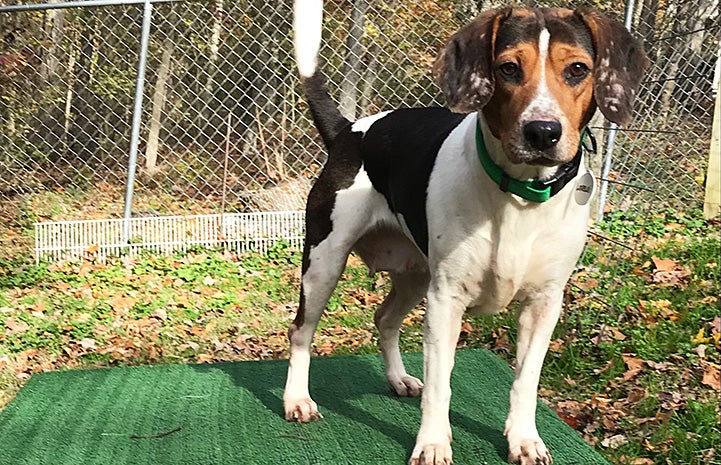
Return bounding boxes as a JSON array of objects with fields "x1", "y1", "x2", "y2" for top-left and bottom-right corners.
[
  {"x1": 432, "y1": 9, "x2": 510, "y2": 113},
  {"x1": 577, "y1": 8, "x2": 650, "y2": 125}
]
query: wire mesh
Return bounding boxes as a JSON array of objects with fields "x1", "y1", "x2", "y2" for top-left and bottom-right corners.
[{"x1": 0, "y1": 0, "x2": 718, "y2": 304}]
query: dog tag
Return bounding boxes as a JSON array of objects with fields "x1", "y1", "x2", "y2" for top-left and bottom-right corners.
[{"x1": 575, "y1": 171, "x2": 595, "y2": 205}]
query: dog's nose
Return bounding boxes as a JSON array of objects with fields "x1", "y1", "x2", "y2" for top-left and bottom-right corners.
[{"x1": 523, "y1": 120, "x2": 562, "y2": 151}]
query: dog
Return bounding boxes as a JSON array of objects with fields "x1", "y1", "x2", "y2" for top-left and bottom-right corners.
[{"x1": 283, "y1": 2, "x2": 649, "y2": 464}]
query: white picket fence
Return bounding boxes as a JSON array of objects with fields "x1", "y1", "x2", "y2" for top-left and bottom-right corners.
[{"x1": 34, "y1": 211, "x2": 305, "y2": 263}]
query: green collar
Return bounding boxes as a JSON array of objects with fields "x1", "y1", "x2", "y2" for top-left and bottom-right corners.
[{"x1": 475, "y1": 124, "x2": 590, "y2": 203}]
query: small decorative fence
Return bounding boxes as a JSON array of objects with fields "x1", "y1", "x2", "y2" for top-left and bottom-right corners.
[{"x1": 34, "y1": 211, "x2": 305, "y2": 262}]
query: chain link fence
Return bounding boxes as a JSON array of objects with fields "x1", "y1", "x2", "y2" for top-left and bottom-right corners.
[{"x1": 0, "y1": 0, "x2": 718, "y2": 299}]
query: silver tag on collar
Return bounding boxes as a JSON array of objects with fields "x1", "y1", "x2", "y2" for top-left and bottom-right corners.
[{"x1": 575, "y1": 171, "x2": 596, "y2": 205}]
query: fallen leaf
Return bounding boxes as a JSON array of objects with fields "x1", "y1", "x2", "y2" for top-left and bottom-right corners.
[
  {"x1": 110, "y1": 294, "x2": 137, "y2": 313},
  {"x1": 692, "y1": 328, "x2": 712, "y2": 345},
  {"x1": 78, "y1": 338, "x2": 97, "y2": 350},
  {"x1": 701, "y1": 361, "x2": 720, "y2": 391},
  {"x1": 77, "y1": 262, "x2": 92, "y2": 277},
  {"x1": 601, "y1": 434, "x2": 628, "y2": 449},
  {"x1": 646, "y1": 360, "x2": 673, "y2": 371},
  {"x1": 651, "y1": 256, "x2": 676, "y2": 272},
  {"x1": 4, "y1": 318, "x2": 29, "y2": 334},
  {"x1": 658, "y1": 391, "x2": 684, "y2": 410},
  {"x1": 196, "y1": 353, "x2": 213, "y2": 363},
  {"x1": 593, "y1": 359, "x2": 614, "y2": 375},
  {"x1": 692, "y1": 344, "x2": 707, "y2": 358},
  {"x1": 639, "y1": 299, "x2": 678, "y2": 325},
  {"x1": 319, "y1": 340, "x2": 334, "y2": 356},
  {"x1": 548, "y1": 339, "x2": 565, "y2": 353},
  {"x1": 31, "y1": 302, "x2": 46, "y2": 313},
  {"x1": 622, "y1": 354, "x2": 644, "y2": 381},
  {"x1": 710, "y1": 316, "x2": 721, "y2": 335}
]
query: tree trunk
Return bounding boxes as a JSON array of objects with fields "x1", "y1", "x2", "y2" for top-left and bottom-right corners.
[
  {"x1": 360, "y1": 42, "x2": 380, "y2": 114},
  {"x1": 339, "y1": 0, "x2": 368, "y2": 120},
  {"x1": 195, "y1": 0, "x2": 224, "y2": 145},
  {"x1": 145, "y1": 36, "x2": 174, "y2": 175},
  {"x1": 638, "y1": 0, "x2": 659, "y2": 51},
  {"x1": 68, "y1": 12, "x2": 100, "y2": 163},
  {"x1": 34, "y1": 4, "x2": 66, "y2": 160},
  {"x1": 145, "y1": 5, "x2": 179, "y2": 175}
]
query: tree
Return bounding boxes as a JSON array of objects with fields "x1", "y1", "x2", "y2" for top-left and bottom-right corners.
[
  {"x1": 339, "y1": 0, "x2": 368, "y2": 120},
  {"x1": 145, "y1": 5, "x2": 179, "y2": 175}
]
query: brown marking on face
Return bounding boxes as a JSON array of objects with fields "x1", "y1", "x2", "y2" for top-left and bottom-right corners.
[
  {"x1": 547, "y1": 42, "x2": 596, "y2": 150},
  {"x1": 482, "y1": 10, "x2": 597, "y2": 165},
  {"x1": 433, "y1": 7, "x2": 648, "y2": 166}
]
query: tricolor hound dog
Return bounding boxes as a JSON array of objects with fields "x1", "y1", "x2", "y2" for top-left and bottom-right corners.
[{"x1": 284, "y1": 3, "x2": 648, "y2": 464}]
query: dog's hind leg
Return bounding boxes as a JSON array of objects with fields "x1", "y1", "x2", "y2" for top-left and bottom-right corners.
[
  {"x1": 375, "y1": 270, "x2": 429, "y2": 397},
  {"x1": 283, "y1": 166, "x2": 383, "y2": 422},
  {"x1": 283, "y1": 236, "x2": 352, "y2": 422}
]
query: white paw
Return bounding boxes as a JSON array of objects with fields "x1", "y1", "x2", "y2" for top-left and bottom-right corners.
[
  {"x1": 284, "y1": 397, "x2": 323, "y2": 423},
  {"x1": 408, "y1": 441, "x2": 453, "y2": 465},
  {"x1": 506, "y1": 435, "x2": 552, "y2": 465},
  {"x1": 388, "y1": 374, "x2": 424, "y2": 397}
]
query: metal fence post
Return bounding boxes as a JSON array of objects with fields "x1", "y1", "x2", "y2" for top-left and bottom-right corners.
[
  {"x1": 596, "y1": 0, "x2": 637, "y2": 221},
  {"x1": 122, "y1": 0, "x2": 153, "y2": 244}
]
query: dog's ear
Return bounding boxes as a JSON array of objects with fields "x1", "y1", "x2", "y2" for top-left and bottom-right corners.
[
  {"x1": 432, "y1": 9, "x2": 510, "y2": 113},
  {"x1": 576, "y1": 8, "x2": 650, "y2": 126}
]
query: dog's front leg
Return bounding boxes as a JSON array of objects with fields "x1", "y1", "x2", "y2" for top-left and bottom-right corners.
[
  {"x1": 504, "y1": 289, "x2": 563, "y2": 465},
  {"x1": 410, "y1": 286, "x2": 465, "y2": 465}
]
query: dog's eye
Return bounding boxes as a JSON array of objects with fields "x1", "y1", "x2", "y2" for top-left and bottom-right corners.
[
  {"x1": 498, "y1": 62, "x2": 521, "y2": 80},
  {"x1": 565, "y1": 62, "x2": 590, "y2": 82}
]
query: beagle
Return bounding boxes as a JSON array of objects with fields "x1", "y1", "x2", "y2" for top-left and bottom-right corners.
[{"x1": 283, "y1": 3, "x2": 649, "y2": 465}]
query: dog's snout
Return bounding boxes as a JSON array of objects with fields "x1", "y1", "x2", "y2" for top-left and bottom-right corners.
[{"x1": 523, "y1": 120, "x2": 562, "y2": 151}]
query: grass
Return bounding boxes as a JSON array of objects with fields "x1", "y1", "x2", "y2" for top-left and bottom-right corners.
[{"x1": 0, "y1": 207, "x2": 719, "y2": 465}]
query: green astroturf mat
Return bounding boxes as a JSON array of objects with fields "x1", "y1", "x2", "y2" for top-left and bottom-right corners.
[{"x1": 0, "y1": 349, "x2": 609, "y2": 465}]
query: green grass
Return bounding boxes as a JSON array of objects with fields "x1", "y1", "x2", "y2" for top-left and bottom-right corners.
[{"x1": 1, "y1": 210, "x2": 719, "y2": 465}]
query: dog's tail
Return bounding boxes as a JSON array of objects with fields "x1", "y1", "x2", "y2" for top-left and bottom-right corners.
[{"x1": 293, "y1": 0, "x2": 349, "y2": 146}]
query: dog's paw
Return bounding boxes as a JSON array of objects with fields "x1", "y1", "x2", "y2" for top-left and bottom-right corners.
[
  {"x1": 388, "y1": 374, "x2": 424, "y2": 397},
  {"x1": 408, "y1": 442, "x2": 453, "y2": 465},
  {"x1": 506, "y1": 436, "x2": 552, "y2": 465},
  {"x1": 284, "y1": 397, "x2": 323, "y2": 423}
]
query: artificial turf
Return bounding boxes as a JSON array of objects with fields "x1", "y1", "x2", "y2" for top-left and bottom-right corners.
[{"x1": 0, "y1": 349, "x2": 608, "y2": 464}]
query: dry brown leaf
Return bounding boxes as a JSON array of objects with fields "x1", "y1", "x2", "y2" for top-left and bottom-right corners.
[
  {"x1": 319, "y1": 340, "x2": 334, "y2": 356},
  {"x1": 548, "y1": 339, "x2": 565, "y2": 353},
  {"x1": 110, "y1": 294, "x2": 137, "y2": 313},
  {"x1": 78, "y1": 338, "x2": 97, "y2": 349},
  {"x1": 601, "y1": 434, "x2": 628, "y2": 449},
  {"x1": 651, "y1": 256, "x2": 677, "y2": 272},
  {"x1": 701, "y1": 361, "x2": 720, "y2": 391},
  {"x1": 711, "y1": 316, "x2": 721, "y2": 335},
  {"x1": 622, "y1": 354, "x2": 644, "y2": 381},
  {"x1": 77, "y1": 262, "x2": 92, "y2": 277},
  {"x1": 4, "y1": 318, "x2": 29, "y2": 334}
]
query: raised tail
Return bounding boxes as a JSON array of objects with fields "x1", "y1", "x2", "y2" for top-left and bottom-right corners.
[{"x1": 293, "y1": 0, "x2": 350, "y2": 147}]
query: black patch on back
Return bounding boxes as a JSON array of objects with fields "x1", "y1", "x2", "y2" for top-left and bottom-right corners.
[{"x1": 360, "y1": 107, "x2": 467, "y2": 255}]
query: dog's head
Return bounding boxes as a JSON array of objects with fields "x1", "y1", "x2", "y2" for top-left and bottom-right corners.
[{"x1": 433, "y1": 8, "x2": 649, "y2": 166}]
